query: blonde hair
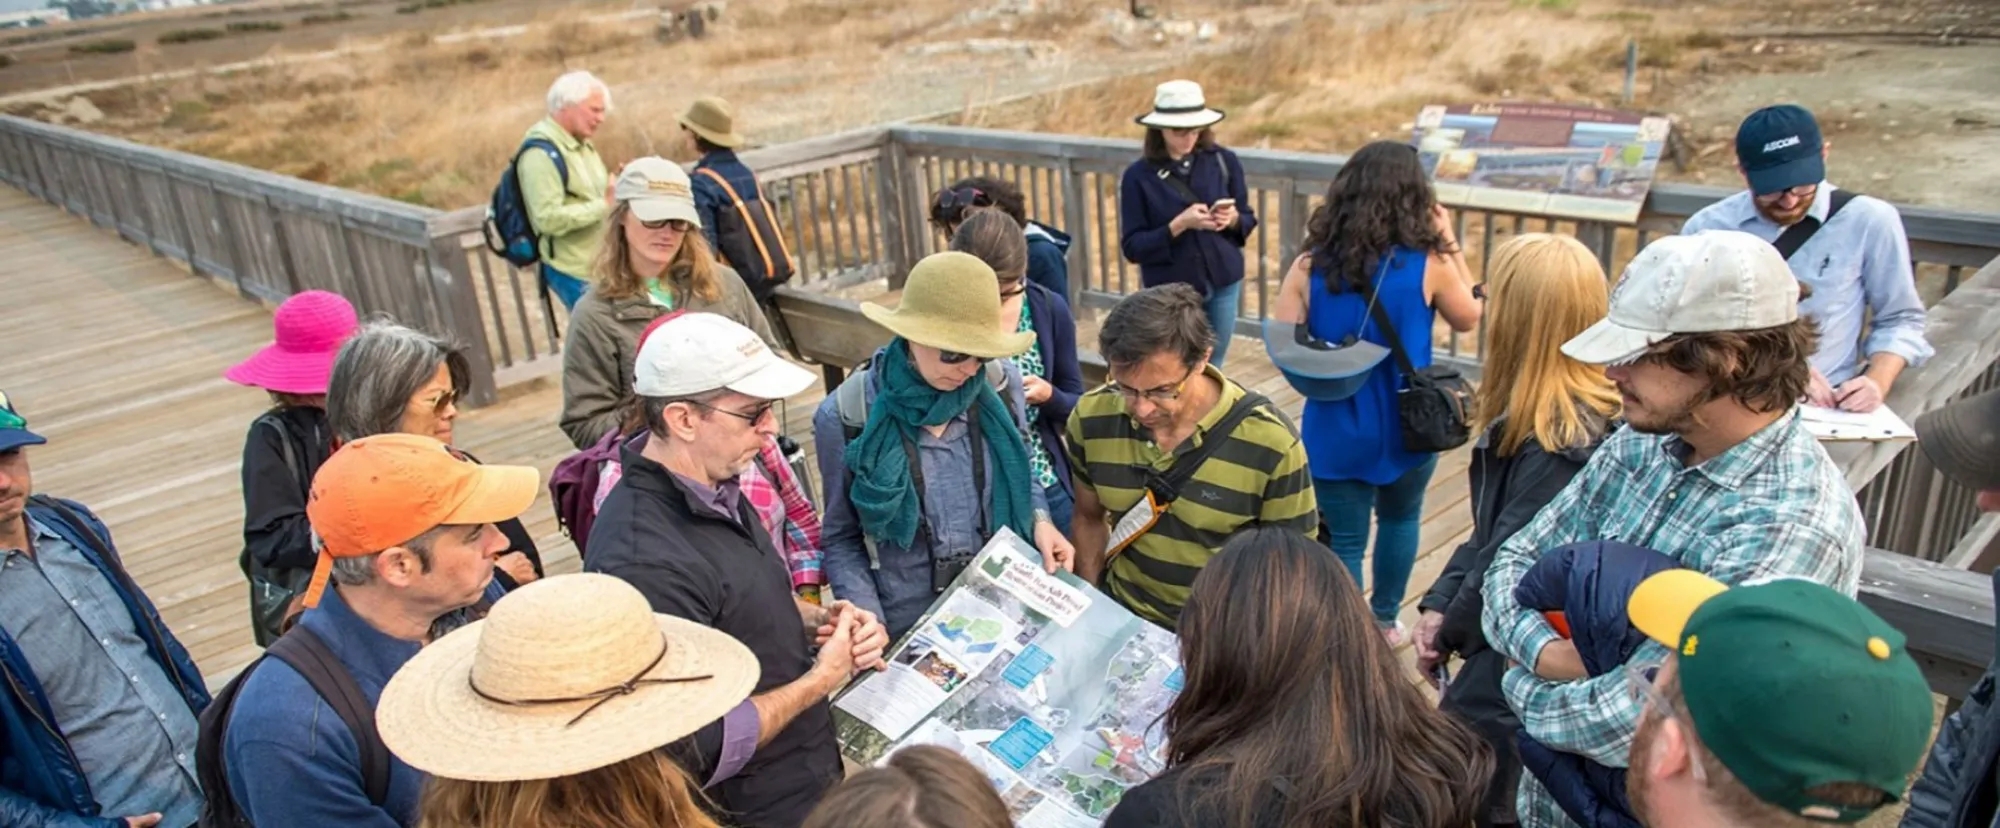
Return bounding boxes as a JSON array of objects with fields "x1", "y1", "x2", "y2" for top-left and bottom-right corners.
[
  {"x1": 1475, "y1": 233, "x2": 1622, "y2": 455},
  {"x1": 591, "y1": 202, "x2": 722, "y2": 305},
  {"x1": 418, "y1": 750, "x2": 717, "y2": 828}
]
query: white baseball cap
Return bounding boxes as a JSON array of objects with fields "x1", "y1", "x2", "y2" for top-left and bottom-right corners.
[
  {"x1": 1561, "y1": 230, "x2": 1801, "y2": 366},
  {"x1": 612, "y1": 157, "x2": 702, "y2": 227},
  {"x1": 632, "y1": 313, "x2": 815, "y2": 400}
]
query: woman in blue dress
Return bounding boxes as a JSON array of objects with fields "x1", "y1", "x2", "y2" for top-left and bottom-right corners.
[{"x1": 1271, "y1": 141, "x2": 1483, "y2": 645}]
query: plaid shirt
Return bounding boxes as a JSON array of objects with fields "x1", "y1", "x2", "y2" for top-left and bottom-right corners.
[
  {"x1": 1480, "y1": 411, "x2": 1865, "y2": 828},
  {"x1": 741, "y1": 439, "x2": 826, "y2": 595}
]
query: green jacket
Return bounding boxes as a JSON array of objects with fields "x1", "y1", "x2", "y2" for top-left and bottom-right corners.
[
  {"x1": 558, "y1": 265, "x2": 778, "y2": 449},
  {"x1": 518, "y1": 117, "x2": 610, "y2": 279}
]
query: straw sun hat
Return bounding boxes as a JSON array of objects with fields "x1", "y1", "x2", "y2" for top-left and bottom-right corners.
[
  {"x1": 374, "y1": 574, "x2": 758, "y2": 782},
  {"x1": 861, "y1": 251, "x2": 1035, "y2": 359}
]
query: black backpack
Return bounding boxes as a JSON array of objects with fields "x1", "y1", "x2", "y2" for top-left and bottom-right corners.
[
  {"x1": 694, "y1": 167, "x2": 796, "y2": 299},
  {"x1": 196, "y1": 627, "x2": 391, "y2": 827},
  {"x1": 483, "y1": 137, "x2": 568, "y2": 268},
  {"x1": 241, "y1": 412, "x2": 314, "y2": 647}
]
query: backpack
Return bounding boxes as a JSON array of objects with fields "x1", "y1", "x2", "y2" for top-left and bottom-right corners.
[
  {"x1": 196, "y1": 626, "x2": 390, "y2": 828},
  {"x1": 835, "y1": 361, "x2": 1012, "y2": 443},
  {"x1": 242, "y1": 412, "x2": 314, "y2": 647},
  {"x1": 694, "y1": 167, "x2": 796, "y2": 299},
  {"x1": 483, "y1": 137, "x2": 568, "y2": 268},
  {"x1": 550, "y1": 428, "x2": 626, "y2": 556}
]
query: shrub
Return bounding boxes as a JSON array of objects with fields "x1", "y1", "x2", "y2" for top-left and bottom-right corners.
[
  {"x1": 69, "y1": 39, "x2": 136, "y2": 55},
  {"x1": 226, "y1": 21, "x2": 284, "y2": 33},
  {"x1": 301, "y1": 11, "x2": 356, "y2": 25},
  {"x1": 0, "y1": 54, "x2": 13, "y2": 69},
  {"x1": 158, "y1": 28, "x2": 228, "y2": 45}
]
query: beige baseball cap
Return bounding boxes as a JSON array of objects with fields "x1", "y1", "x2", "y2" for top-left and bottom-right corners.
[
  {"x1": 612, "y1": 157, "x2": 702, "y2": 227},
  {"x1": 1562, "y1": 230, "x2": 1800, "y2": 366}
]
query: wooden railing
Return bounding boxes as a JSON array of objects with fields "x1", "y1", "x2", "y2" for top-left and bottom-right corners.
[{"x1": 0, "y1": 115, "x2": 503, "y2": 406}]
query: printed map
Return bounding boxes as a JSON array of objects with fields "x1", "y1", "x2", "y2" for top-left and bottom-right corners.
[{"x1": 834, "y1": 530, "x2": 1183, "y2": 827}]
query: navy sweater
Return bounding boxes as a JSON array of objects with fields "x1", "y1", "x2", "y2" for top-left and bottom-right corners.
[{"x1": 1117, "y1": 146, "x2": 1257, "y2": 296}]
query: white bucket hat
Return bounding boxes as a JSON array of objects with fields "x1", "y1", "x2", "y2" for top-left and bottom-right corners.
[
  {"x1": 373, "y1": 573, "x2": 758, "y2": 782},
  {"x1": 1561, "y1": 230, "x2": 1801, "y2": 366},
  {"x1": 1136, "y1": 79, "x2": 1225, "y2": 130}
]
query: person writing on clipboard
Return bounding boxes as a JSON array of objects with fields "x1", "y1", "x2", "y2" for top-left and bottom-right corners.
[
  {"x1": 1678, "y1": 104, "x2": 1932, "y2": 413},
  {"x1": 1118, "y1": 80, "x2": 1258, "y2": 367}
]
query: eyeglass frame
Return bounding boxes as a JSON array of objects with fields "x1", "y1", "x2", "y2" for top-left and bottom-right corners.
[
  {"x1": 638, "y1": 217, "x2": 695, "y2": 232},
  {"x1": 1111, "y1": 362, "x2": 1200, "y2": 404},
  {"x1": 1624, "y1": 658, "x2": 1709, "y2": 783},
  {"x1": 1753, "y1": 183, "x2": 1818, "y2": 204},
  {"x1": 685, "y1": 399, "x2": 777, "y2": 427}
]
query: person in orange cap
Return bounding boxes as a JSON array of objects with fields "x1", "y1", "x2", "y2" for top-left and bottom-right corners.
[{"x1": 206, "y1": 433, "x2": 540, "y2": 828}]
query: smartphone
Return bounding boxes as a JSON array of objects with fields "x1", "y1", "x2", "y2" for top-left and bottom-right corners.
[{"x1": 1212, "y1": 198, "x2": 1237, "y2": 209}]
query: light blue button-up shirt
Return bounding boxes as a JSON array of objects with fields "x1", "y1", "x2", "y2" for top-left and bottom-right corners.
[{"x1": 1680, "y1": 182, "x2": 1933, "y2": 385}]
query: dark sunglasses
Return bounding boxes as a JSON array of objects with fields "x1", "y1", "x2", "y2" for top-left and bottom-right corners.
[
  {"x1": 938, "y1": 349, "x2": 986, "y2": 365},
  {"x1": 933, "y1": 187, "x2": 989, "y2": 213},
  {"x1": 689, "y1": 399, "x2": 775, "y2": 425},
  {"x1": 639, "y1": 217, "x2": 695, "y2": 232}
]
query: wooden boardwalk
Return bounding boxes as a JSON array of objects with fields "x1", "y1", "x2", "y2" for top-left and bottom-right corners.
[{"x1": 0, "y1": 183, "x2": 1473, "y2": 689}]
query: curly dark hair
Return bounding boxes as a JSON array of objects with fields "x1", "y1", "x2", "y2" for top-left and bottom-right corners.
[{"x1": 1302, "y1": 140, "x2": 1448, "y2": 293}]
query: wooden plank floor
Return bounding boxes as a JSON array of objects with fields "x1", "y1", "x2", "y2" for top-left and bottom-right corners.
[{"x1": 0, "y1": 183, "x2": 1471, "y2": 691}]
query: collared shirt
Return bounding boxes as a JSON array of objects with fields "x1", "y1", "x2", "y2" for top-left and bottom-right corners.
[
  {"x1": 1679, "y1": 182, "x2": 1933, "y2": 385},
  {"x1": 225, "y1": 585, "x2": 430, "y2": 828},
  {"x1": 1479, "y1": 412, "x2": 1865, "y2": 828},
  {"x1": 1065, "y1": 365, "x2": 1319, "y2": 628},
  {"x1": 673, "y1": 471, "x2": 746, "y2": 527},
  {"x1": 0, "y1": 517, "x2": 203, "y2": 828}
]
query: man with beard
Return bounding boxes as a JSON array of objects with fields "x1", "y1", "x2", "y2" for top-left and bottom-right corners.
[
  {"x1": 1481, "y1": 230, "x2": 1867, "y2": 828},
  {"x1": 1680, "y1": 104, "x2": 1930, "y2": 414},
  {"x1": 1622, "y1": 570, "x2": 1932, "y2": 827}
]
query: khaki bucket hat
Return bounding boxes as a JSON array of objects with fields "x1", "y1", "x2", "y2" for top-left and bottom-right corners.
[
  {"x1": 374, "y1": 573, "x2": 758, "y2": 782},
  {"x1": 862, "y1": 252, "x2": 1035, "y2": 359},
  {"x1": 679, "y1": 96, "x2": 745, "y2": 148}
]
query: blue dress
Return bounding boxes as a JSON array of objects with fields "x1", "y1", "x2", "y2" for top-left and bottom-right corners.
[{"x1": 1300, "y1": 245, "x2": 1435, "y2": 486}]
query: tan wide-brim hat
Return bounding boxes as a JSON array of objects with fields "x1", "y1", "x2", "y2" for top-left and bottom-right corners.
[
  {"x1": 679, "y1": 96, "x2": 745, "y2": 148},
  {"x1": 862, "y1": 251, "x2": 1035, "y2": 359},
  {"x1": 374, "y1": 573, "x2": 758, "y2": 782}
]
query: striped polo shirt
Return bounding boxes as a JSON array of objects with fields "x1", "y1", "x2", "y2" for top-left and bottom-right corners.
[{"x1": 1065, "y1": 366, "x2": 1318, "y2": 628}]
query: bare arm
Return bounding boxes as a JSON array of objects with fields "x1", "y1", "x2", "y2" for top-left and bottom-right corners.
[
  {"x1": 1072, "y1": 482, "x2": 1110, "y2": 585},
  {"x1": 1271, "y1": 255, "x2": 1312, "y2": 325}
]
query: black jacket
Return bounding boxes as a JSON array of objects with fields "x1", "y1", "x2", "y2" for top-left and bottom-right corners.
[
  {"x1": 1901, "y1": 570, "x2": 2000, "y2": 828},
  {"x1": 238, "y1": 406, "x2": 333, "y2": 576},
  {"x1": 584, "y1": 441, "x2": 842, "y2": 828}
]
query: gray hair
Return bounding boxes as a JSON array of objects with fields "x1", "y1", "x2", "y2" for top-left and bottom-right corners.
[
  {"x1": 326, "y1": 320, "x2": 469, "y2": 443},
  {"x1": 327, "y1": 526, "x2": 443, "y2": 587},
  {"x1": 545, "y1": 70, "x2": 610, "y2": 116}
]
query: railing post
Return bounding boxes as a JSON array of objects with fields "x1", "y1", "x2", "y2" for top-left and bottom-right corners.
[
  {"x1": 207, "y1": 181, "x2": 254, "y2": 300},
  {"x1": 1059, "y1": 154, "x2": 1088, "y2": 311},
  {"x1": 264, "y1": 194, "x2": 302, "y2": 295},
  {"x1": 427, "y1": 233, "x2": 499, "y2": 408},
  {"x1": 874, "y1": 135, "x2": 910, "y2": 280}
]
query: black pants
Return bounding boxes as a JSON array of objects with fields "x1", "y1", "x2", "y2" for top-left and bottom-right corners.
[{"x1": 1442, "y1": 646, "x2": 1523, "y2": 827}]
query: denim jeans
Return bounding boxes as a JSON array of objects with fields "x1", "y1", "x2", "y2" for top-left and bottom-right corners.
[
  {"x1": 1316, "y1": 455, "x2": 1439, "y2": 623},
  {"x1": 1203, "y1": 280, "x2": 1243, "y2": 367},
  {"x1": 540, "y1": 263, "x2": 589, "y2": 310}
]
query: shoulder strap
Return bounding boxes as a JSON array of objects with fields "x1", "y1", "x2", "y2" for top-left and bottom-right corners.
[
  {"x1": 1151, "y1": 391, "x2": 1271, "y2": 500},
  {"x1": 28, "y1": 494, "x2": 126, "y2": 573},
  {"x1": 694, "y1": 166, "x2": 746, "y2": 206},
  {"x1": 1359, "y1": 255, "x2": 1418, "y2": 379},
  {"x1": 256, "y1": 412, "x2": 305, "y2": 497},
  {"x1": 1769, "y1": 189, "x2": 1857, "y2": 260},
  {"x1": 517, "y1": 137, "x2": 568, "y2": 188},
  {"x1": 694, "y1": 167, "x2": 785, "y2": 278},
  {"x1": 266, "y1": 628, "x2": 391, "y2": 808},
  {"x1": 837, "y1": 367, "x2": 873, "y2": 442},
  {"x1": 197, "y1": 654, "x2": 264, "y2": 828}
]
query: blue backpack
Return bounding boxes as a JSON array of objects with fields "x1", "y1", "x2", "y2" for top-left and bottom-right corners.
[{"x1": 483, "y1": 137, "x2": 568, "y2": 268}]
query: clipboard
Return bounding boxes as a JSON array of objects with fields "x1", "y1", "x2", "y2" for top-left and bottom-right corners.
[{"x1": 1799, "y1": 404, "x2": 1916, "y2": 442}]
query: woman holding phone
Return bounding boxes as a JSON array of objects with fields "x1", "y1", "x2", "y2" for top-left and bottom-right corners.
[{"x1": 1118, "y1": 79, "x2": 1257, "y2": 366}]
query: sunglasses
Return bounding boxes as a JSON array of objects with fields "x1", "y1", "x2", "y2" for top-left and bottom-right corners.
[
  {"x1": 689, "y1": 399, "x2": 776, "y2": 425},
  {"x1": 426, "y1": 389, "x2": 458, "y2": 415},
  {"x1": 639, "y1": 217, "x2": 694, "y2": 232},
  {"x1": 938, "y1": 349, "x2": 987, "y2": 366},
  {"x1": 933, "y1": 187, "x2": 989, "y2": 213},
  {"x1": 1754, "y1": 183, "x2": 1817, "y2": 204}
]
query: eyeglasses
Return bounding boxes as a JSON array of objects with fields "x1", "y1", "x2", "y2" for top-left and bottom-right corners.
[
  {"x1": 426, "y1": 389, "x2": 458, "y2": 415},
  {"x1": 1112, "y1": 364, "x2": 1198, "y2": 404},
  {"x1": 689, "y1": 399, "x2": 775, "y2": 426},
  {"x1": 1624, "y1": 659, "x2": 1708, "y2": 783},
  {"x1": 639, "y1": 217, "x2": 694, "y2": 232},
  {"x1": 938, "y1": 349, "x2": 987, "y2": 366},
  {"x1": 998, "y1": 279, "x2": 1027, "y2": 298},
  {"x1": 1755, "y1": 183, "x2": 1817, "y2": 203}
]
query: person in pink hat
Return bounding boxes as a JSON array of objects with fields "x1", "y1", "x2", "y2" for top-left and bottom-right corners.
[{"x1": 224, "y1": 289, "x2": 359, "y2": 646}]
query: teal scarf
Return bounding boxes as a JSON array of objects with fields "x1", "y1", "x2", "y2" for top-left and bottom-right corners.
[{"x1": 845, "y1": 339, "x2": 1036, "y2": 549}]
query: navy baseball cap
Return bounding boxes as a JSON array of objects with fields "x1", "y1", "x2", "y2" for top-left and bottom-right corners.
[
  {"x1": 1735, "y1": 105, "x2": 1825, "y2": 196},
  {"x1": 0, "y1": 390, "x2": 47, "y2": 452}
]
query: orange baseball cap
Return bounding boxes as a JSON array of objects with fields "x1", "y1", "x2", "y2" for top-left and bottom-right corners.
[{"x1": 303, "y1": 433, "x2": 540, "y2": 608}]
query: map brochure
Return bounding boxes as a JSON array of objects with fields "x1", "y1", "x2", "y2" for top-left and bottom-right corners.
[
  {"x1": 833, "y1": 528, "x2": 1184, "y2": 827},
  {"x1": 1411, "y1": 102, "x2": 1672, "y2": 224}
]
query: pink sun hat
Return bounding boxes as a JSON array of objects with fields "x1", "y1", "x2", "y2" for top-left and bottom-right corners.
[{"x1": 225, "y1": 290, "x2": 360, "y2": 395}]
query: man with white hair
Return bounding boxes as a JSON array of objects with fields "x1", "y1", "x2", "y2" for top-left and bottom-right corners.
[{"x1": 519, "y1": 69, "x2": 614, "y2": 310}]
